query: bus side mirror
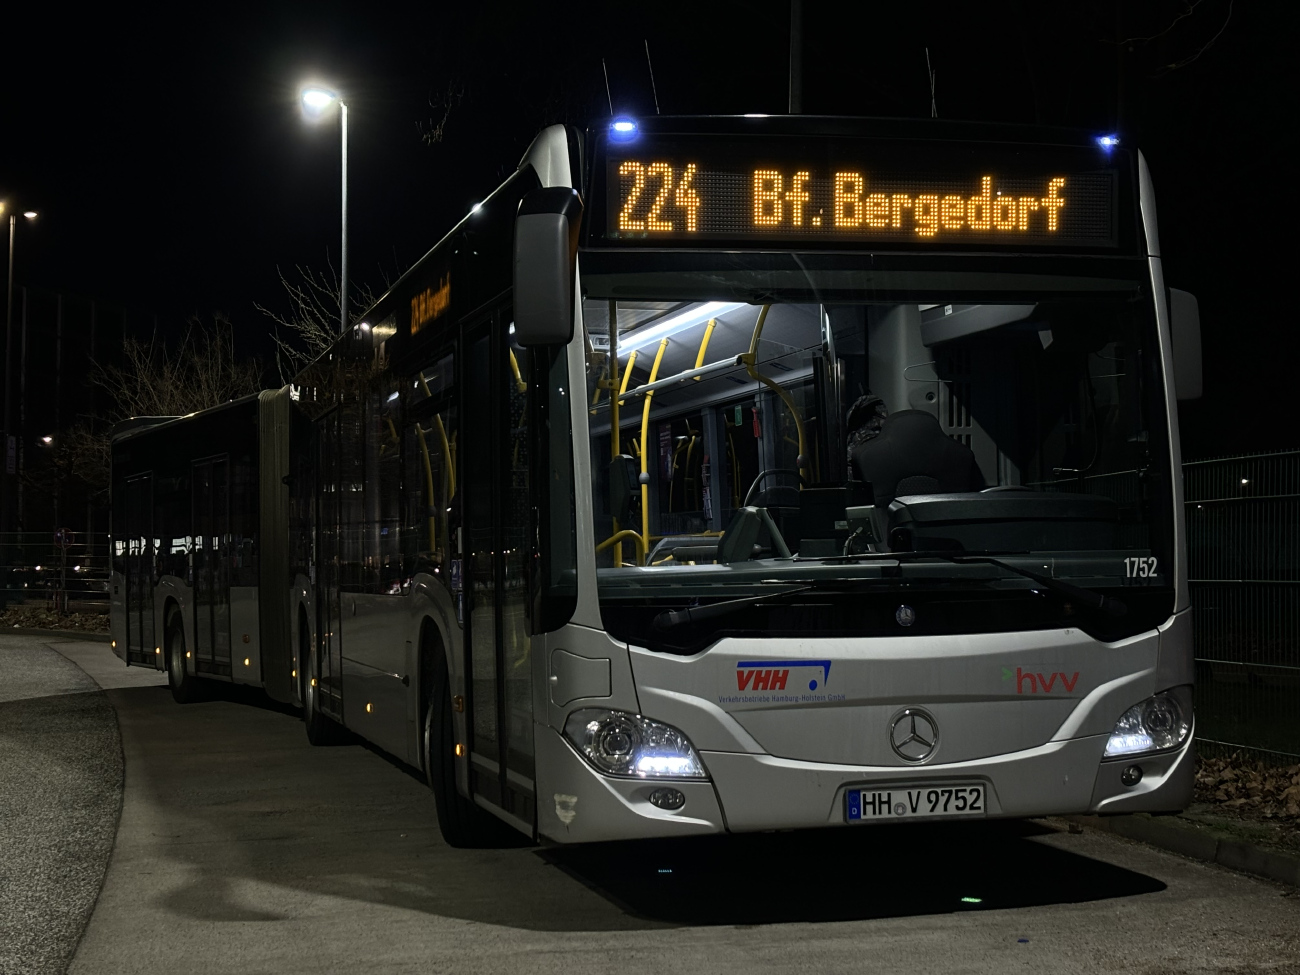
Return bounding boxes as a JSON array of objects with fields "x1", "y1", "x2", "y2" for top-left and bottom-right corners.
[
  {"x1": 1168, "y1": 288, "x2": 1202, "y2": 401},
  {"x1": 514, "y1": 186, "x2": 582, "y2": 346}
]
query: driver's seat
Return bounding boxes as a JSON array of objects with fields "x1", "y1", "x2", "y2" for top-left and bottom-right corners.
[{"x1": 849, "y1": 410, "x2": 983, "y2": 505}]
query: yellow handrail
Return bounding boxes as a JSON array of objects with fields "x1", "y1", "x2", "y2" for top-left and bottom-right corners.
[
  {"x1": 639, "y1": 338, "x2": 669, "y2": 563},
  {"x1": 414, "y1": 424, "x2": 438, "y2": 555},
  {"x1": 693, "y1": 319, "x2": 717, "y2": 379},
  {"x1": 617, "y1": 350, "x2": 638, "y2": 404},
  {"x1": 434, "y1": 413, "x2": 455, "y2": 497},
  {"x1": 742, "y1": 304, "x2": 807, "y2": 480},
  {"x1": 595, "y1": 529, "x2": 646, "y2": 566},
  {"x1": 508, "y1": 348, "x2": 527, "y2": 394}
]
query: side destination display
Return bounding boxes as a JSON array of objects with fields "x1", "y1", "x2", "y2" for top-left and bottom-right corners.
[{"x1": 601, "y1": 136, "x2": 1119, "y2": 248}]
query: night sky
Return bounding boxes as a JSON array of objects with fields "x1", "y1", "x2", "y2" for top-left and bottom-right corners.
[{"x1": 0, "y1": 1, "x2": 1285, "y2": 459}]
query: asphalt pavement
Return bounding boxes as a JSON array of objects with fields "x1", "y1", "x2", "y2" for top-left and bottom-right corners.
[
  {"x1": 2, "y1": 632, "x2": 1298, "y2": 975},
  {"x1": 0, "y1": 634, "x2": 161, "y2": 975}
]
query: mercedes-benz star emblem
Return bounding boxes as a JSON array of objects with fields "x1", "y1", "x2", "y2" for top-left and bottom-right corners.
[
  {"x1": 890, "y1": 707, "x2": 939, "y2": 763},
  {"x1": 895, "y1": 604, "x2": 916, "y2": 626}
]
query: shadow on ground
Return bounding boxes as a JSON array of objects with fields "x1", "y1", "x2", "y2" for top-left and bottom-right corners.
[
  {"x1": 105, "y1": 683, "x2": 1166, "y2": 932},
  {"x1": 539, "y1": 819, "x2": 1166, "y2": 925}
]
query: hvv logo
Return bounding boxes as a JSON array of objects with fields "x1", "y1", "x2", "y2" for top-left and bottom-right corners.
[
  {"x1": 1002, "y1": 666, "x2": 1080, "y2": 694},
  {"x1": 737, "y1": 660, "x2": 833, "y2": 692}
]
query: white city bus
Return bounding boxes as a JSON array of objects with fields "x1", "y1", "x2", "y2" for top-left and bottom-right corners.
[{"x1": 111, "y1": 115, "x2": 1203, "y2": 846}]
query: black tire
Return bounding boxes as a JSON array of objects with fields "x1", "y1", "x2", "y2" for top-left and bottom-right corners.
[
  {"x1": 303, "y1": 643, "x2": 344, "y2": 746},
  {"x1": 424, "y1": 650, "x2": 523, "y2": 848},
  {"x1": 165, "y1": 614, "x2": 202, "y2": 704}
]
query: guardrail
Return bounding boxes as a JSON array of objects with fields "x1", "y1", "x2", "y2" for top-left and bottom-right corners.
[{"x1": 0, "y1": 531, "x2": 110, "y2": 614}]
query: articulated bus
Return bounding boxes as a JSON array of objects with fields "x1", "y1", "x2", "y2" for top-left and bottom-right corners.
[{"x1": 111, "y1": 114, "x2": 1203, "y2": 846}]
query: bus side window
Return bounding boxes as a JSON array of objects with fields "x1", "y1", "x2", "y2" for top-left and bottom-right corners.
[
  {"x1": 370, "y1": 374, "x2": 403, "y2": 594},
  {"x1": 405, "y1": 351, "x2": 457, "y2": 584}
]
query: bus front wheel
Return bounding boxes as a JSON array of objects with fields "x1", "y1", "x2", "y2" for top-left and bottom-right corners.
[
  {"x1": 303, "y1": 648, "x2": 344, "y2": 746},
  {"x1": 424, "y1": 655, "x2": 520, "y2": 848}
]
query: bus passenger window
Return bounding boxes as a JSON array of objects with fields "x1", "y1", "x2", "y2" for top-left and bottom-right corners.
[
  {"x1": 405, "y1": 352, "x2": 457, "y2": 585},
  {"x1": 371, "y1": 374, "x2": 403, "y2": 594}
]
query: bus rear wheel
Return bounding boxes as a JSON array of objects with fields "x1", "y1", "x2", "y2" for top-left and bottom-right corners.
[
  {"x1": 424, "y1": 654, "x2": 521, "y2": 848},
  {"x1": 165, "y1": 615, "x2": 202, "y2": 704}
]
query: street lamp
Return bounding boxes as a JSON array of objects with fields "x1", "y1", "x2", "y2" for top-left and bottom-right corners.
[
  {"x1": 2, "y1": 202, "x2": 38, "y2": 530},
  {"x1": 300, "y1": 85, "x2": 348, "y2": 335}
]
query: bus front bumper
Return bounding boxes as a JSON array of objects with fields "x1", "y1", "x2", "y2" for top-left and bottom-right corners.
[{"x1": 536, "y1": 727, "x2": 1194, "y2": 844}]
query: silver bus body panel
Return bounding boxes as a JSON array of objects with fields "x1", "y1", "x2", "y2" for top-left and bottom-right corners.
[
  {"x1": 629, "y1": 628, "x2": 1159, "y2": 765},
  {"x1": 520, "y1": 124, "x2": 574, "y2": 189},
  {"x1": 1138, "y1": 151, "x2": 1189, "y2": 615},
  {"x1": 341, "y1": 592, "x2": 414, "y2": 758},
  {"x1": 1156, "y1": 607, "x2": 1194, "y2": 692},
  {"x1": 565, "y1": 271, "x2": 603, "y2": 631},
  {"x1": 229, "y1": 586, "x2": 261, "y2": 684},
  {"x1": 540, "y1": 623, "x2": 641, "y2": 731},
  {"x1": 535, "y1": 728, "x2": 726, "y2": 843}
]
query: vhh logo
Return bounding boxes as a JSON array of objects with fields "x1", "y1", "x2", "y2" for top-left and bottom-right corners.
[
  {"x1": 1004, "y1": 666, "x2": 1080, "y2": 694},
  {"x1": 734, "y1": 660, "x2": 832, "y2": 693},
  {"x1": 737, "y1": 668, "x2": 789, "y2": 691}
]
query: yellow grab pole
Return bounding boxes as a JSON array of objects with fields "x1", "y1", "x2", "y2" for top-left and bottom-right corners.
[
  {"x1": 693, "y1": 319, "x2": 716, "y2": 379},
  {"x1": 415, "y1": 424, "x2": 438, "y2": 555},
  {"x1": 617, "y1": 350, "x2": 637, "y2": 405},
  {"x1": 742, "y1": 304, "x2": 807, "y2": 482},
  {"x1": 508, "y1": 348, "x2": 527, "y2": 394},
  {"x1": 434, "y1": 413, "x2": 455, "y2": 497},
  {"x1": 639, "y1": 338, "x2": 669, "y2": 563}
]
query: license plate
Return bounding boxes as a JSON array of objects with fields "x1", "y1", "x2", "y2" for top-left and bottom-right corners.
[{"x1": 846, "y1": 784, "x2": 986, "y2": 822}]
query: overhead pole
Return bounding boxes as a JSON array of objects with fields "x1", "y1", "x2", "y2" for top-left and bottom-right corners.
[{"x1": 788, "y1": 0, "x2": 803, "y2": 114}]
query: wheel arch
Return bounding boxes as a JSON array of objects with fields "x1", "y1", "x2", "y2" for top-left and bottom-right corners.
[{"x1": 416, "y1": 614, "x2": 456, "y2": 775}]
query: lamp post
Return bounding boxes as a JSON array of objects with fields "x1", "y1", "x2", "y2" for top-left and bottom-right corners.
[
  {"x1": 2, "y1": 203, "x2": 38, "y2": 534},
  {"x1": 301, "y1": 86, "x2": 348, "y2": 335}
]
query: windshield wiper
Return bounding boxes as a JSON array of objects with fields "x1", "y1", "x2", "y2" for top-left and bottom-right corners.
[
  {"x1": 940, "y1": 554, "x2": 1127, "y2": 618},
  {"x1": 652, "y1": 585, "x2": 819, "y2": 631},
  {"x1": 652, "y1": 551, "x2": 1127, "y2": 631},
  {"x1": 829, "y1": 550, "x2": 1126, "y2": 618}
]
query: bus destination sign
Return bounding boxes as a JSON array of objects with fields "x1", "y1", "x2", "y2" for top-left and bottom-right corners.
[{"x1": 603, "y1": 140, "x2": 1118, "y2": 248}]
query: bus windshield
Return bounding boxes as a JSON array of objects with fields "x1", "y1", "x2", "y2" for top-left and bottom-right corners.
[{"x1": 580, "y1": 251, "x2": 1175, "y2": 650}]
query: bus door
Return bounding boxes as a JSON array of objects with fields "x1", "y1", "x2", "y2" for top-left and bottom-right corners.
[
  {"x1": 462, "y1": 310, "x2": 535, "y2": 829},
  {"x1": 124, "y1": 473, "x2": 154, "y2": 665},
  {"x1": 192, "y1": 457, "x2": 232, "y2": 675}
]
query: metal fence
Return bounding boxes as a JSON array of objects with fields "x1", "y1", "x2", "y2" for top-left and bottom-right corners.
[
  {"x1": 1186, "y1": 450, "x2": 1300, "y2": 763},
  {"x1": 0, "y1": 531, "x2": 110, "y2": 614}
]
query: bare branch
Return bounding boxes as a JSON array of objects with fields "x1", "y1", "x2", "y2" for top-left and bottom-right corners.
[
  {"x1": 1155, "y1": 0, "x2": 1233, "y2": 74},
  {"x1": 418, "y1": 81, "x2": 466, "y2": 147},
  {"x1": 256, "y1": 264, "x2": 378, "y2": 383}
]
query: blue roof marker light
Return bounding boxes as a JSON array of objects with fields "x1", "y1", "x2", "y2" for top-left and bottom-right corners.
[
  {"x1": 610, "y1": 117, "x2": 639, "y2": 142},
  {"x1": 1096, "y1": 134, "x2": 1120, "y2": 151}
]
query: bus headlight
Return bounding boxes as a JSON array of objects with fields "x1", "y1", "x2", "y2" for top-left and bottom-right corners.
[
  {"x1": 564, "y1": 709, "x2": 708, "y2": 779},
  {"x1": 1104, "y1": 687, "x2": 1192, "y2": 758}
]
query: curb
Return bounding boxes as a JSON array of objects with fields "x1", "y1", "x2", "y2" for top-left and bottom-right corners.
[
  {"x1": 1067, "y1": 813, "x2": 1300, "y2": 888},
  {"x1": 5, "y1": 627, "x2": 110, "y2": 643}
]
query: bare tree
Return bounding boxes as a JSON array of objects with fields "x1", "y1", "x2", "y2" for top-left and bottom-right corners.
[
  {"x1": 96, "y1": 312, "x2": 263, "y2": 418},
  {"x1": 256, "y1": 263, "x2": 379, "y2": 383},
  {"x1": 45, "y1": 313, "x2": 262, "y2": 495}
]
